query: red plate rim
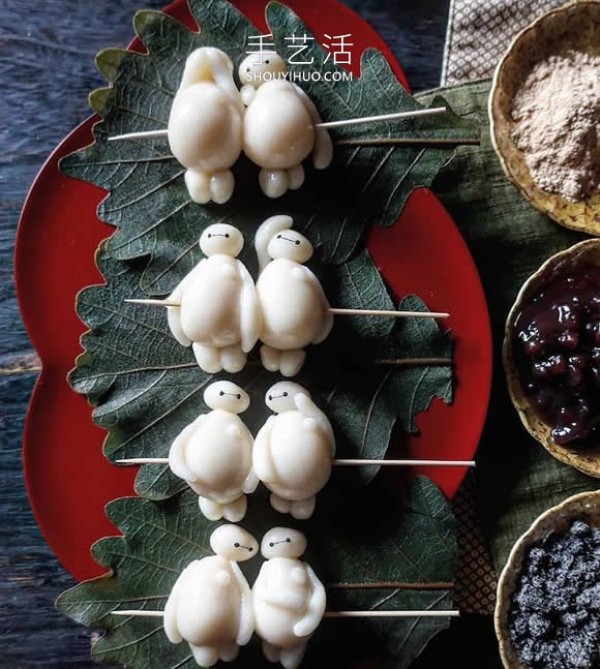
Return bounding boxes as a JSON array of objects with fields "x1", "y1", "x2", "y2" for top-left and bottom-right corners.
[{"x1": 15, "y1": 0, "x2": 492, "y2": 581}]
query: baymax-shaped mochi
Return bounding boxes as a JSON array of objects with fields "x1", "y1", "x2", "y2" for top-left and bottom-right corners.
[
  {"x1": 238, "y1": 52, "x2": 333, "y2": 198},
  {"x1": 254, "y1": 215, "x2": 333, "y2": 377},
  {"x1": 167, "y1": 224, "x2": 261, "y2": 374},
  {"x1": 253, "y1": 527, "x2": 326, "y2": 669},
  {"x1": 169, "y1": 381, "x2": 258, "y2": 521},
  {"x1": 253, "y1": 382, "x2": 335, "y2": 519},
  {"x1": 168, "y1": 47, "x2": 244, "y2": 204},
  {"x1": 164, "y1": 524, "x2": 258, "y2": 667}
]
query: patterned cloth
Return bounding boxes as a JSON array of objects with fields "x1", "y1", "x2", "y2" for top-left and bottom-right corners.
[
  {"x1": 451, "y1": 476, "x2": 497, "y2": 615},
  {"x1": 442, "y1": 0, "x2": 568, "y2": 85},
  {"x1": 441, "y1": 0, "x2": 567, "y2": 614}
]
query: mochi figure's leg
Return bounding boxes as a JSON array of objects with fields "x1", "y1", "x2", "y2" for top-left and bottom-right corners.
[
  {"x1": 209, "y1": 169, "x2": 235, "y2": 204},
  {"x1": 286, "y1": 164, "x2": 305, "y2": 191},
  {"x1": 262, "y1": 641, "x2": 281, "y2": 663},
  {"x1": 199, "y1": 497, "x2": 224, "y2": 521},
  {"x1": 270, "y1": 493, "x2": 292, "y2": 515},
  {"x1": 260, "y1": 344, "x2": 283, "y2": 373},
  {"x1": 279, "y1": 350, "x2": 306, "y2": 377},
  {"x1": 219, "y1": 641, "x2": 240, "y2": 663},
  {"x1": 259, "y1": 169, "x2": 288, "y2": 199},
  {"x1": 185, "y1": 170, "x2": 211, "y2": 204},
  {"x1": 190, "y1": 644, "x2": 219, "y2": 668},
  {"x1": 220, "y1": 344, "x2": 246, "y2": 373},
  {"x1": 222, "y1": 494, "x2": 247, "y2": 522},
  {"x1": 281, "y1": 643, "x2": 307, "y2": 669},
  {"x1": 193, "y1": 343, "x2": 222, "y2": 373},
  {"x1": 290, "y1": 496, "x2": 316, "y2": 520}
]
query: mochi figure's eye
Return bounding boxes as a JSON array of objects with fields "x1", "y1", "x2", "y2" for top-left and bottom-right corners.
[
  {"x1": 286, "y1": 537, "x2": 291, "y2": 543},
  {"x1": 268, "y1": 395, "x2": 273, "y2": 401},
  {"x1": 234, "y1": 542, "x2": 240, "y2": 548},
  {"x1": 219, "y1": 391, "x2": 225, "y2": 396},
  {"x1": 283, "y1": 392, "x2": 288, "y2": 397},
  {"x1": 225, "y1": 233, "x2": 230, "y2": 238},
  {"x1": 269, "y1": 542, "x2": 274, "y2": 547},
  {"x1": 265, "y1": 59, "x2": 270, "y2": 64}
]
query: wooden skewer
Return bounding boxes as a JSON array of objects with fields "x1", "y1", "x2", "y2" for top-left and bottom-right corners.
[
  {"x1": 337, "y1": 137, "x2": 480, "y2": 147},
  {"x1": 324, "y1": 610, "x2": 459, "y2": 619},
  {"x1": 112, "y1": 608, "x2": 459, "y2": 618},
  {"x1": 124, "y1": 299, "x2": 449, "y2": 320},
  {"x1": 315, "y1": 107, "x2": 447, "y2": 129},
  {"x1": 107, "y1": 108, "x2": 448, "y2": 142},
  {"x1": 328, "y1": 307, "x2": 449, "y2": 319},
  {"x1": 332, "y1": 459, "x2": 474, "y2": 467},
  {"x1": 116, "y1": 458, "x2": 475, "y2": 467}
]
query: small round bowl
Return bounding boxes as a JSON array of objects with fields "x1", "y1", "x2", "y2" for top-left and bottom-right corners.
[
  {"x1": 489, "y1": 0, "x2": 600, "y2": 235},
  {"x1": 495, "y1": 490, "x2": 600, "y2": 669},
  {"x1": 503, "y1": 239, "x2": 600, "y2": 477}
]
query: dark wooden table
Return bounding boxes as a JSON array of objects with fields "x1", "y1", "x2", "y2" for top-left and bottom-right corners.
[{"x1": 1, "y1": 0, "x2": 501, "y2": 666}]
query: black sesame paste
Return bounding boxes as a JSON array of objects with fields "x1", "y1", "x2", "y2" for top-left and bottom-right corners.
[{"x1": 509, "y1": 520, "x2": 600, "y2": 669}]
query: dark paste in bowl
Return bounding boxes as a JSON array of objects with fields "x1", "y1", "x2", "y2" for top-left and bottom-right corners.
[
  {"x1": 503, "y1": 240, "x2": 600, "y2": 477},
  {"x1": 513, "y1": 266, "x2": 600, "y2": 447}
]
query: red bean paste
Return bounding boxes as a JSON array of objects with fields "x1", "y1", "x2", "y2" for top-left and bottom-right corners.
[{"x1": 513, "y1": 266, "x2": 600, "y2": 447}]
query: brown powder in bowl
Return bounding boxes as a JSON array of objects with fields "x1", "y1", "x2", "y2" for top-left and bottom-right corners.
[{"x1": 511, "y1": 51, "x2": 600, "y2": 202}]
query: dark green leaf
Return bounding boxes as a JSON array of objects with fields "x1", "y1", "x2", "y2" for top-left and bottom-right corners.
[
  {"x1": 70, "y1": 246, "x2": 453, "y2": 497},
  {"x1": 60, "y1": 0, "x2": 477, "y2": 292},
  {"x1": 56, "y1": 477, "x2": 456, "y2": 669}
]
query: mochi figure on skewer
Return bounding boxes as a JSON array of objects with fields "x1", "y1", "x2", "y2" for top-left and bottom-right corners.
[
  {"x1": 238, "y1": 52, "x2": 333, "y2": 198},
  {"x1": 255, "y1": 215, "x2": 333, "y2": 377},
  {"x1": 168, "y1": 381, "x2": 258, "y2": 522},
  {"x1": 163, "y1": 524, "x2": 258, "y2": 667},
  {"x1": 160, "y1": 223, "x2": 260, "y2": 374},
  {"x1": 168, "y1": 47, "x2": 244, "y2": 204},
  {"x1": 253, "y1": 527, "x2": 326, "y2": 669},
  {"x1": 254, "y1": 382, "x2": 335, "y2": 519}
]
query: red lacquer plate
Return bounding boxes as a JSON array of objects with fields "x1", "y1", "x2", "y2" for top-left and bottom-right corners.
[{"x1": 16, "y1": 0, "x2": 492, "y2": 582}]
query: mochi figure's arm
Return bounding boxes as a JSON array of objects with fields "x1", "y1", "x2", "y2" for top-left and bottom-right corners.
[
  {"x1": 239, "y1": 424, "x2": 259, "y2": 493},
  {"x1": 293, "y1": 564, "x2": 326, "y2": 638},
  {"x1": 294, "y1": 393, "x2": 336, "y2": 457},
  {"x1": 238, "y1": 261, "x2": 261, "y2": 354},
  {"x1": 167, "y1": 260, "x2": 206, "y2": 346},
  {"x1": 231, "y1": 562, "x2": 255, "y2": 645},
  {"x1": 252, "y1": 417, "x2": 276, "y2": 483},
  {"x1": 240, "y1": 85, "x2": 256, "y2": 107},
  {"x1": 168, "y1": 420, "x2": 204, "y2": 482},
  {"x1": 292, "y1": 83, "x2": 333, "y2": 170},
  {"x1": 164, "y1": 565, "x2": 195, "y2": 644},
  {"x1": 298, "y1": 267, "x2": 334, "y2": 344},
  {"x1": 163, "y1": 589, "x2": 182, "y2": 643},
  {"x1": 255, "y1": 563, "x2": 306, "y2": 613},
  {"x1": 206, "y1": 50, "x2": 244, "y2": 114}
]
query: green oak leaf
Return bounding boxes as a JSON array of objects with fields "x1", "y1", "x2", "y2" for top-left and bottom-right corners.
[
  {"x1": 70, "y1": 245, "x2": 453, "y2": 498},
  {"x1": 60, "y1": 0, "x2": 477, "y2": 294},
  {"x1": 56, "y1": 477, "x2": 456, "y2": 669}
]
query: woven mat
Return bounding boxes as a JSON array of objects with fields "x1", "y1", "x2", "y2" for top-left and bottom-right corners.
[
  {"x1": 416, "y1": 77, "x2": 600, "y2": 617},
  {"x1": 442, "y1": 0, "x2": 567, "y2": 85},
  {"x1": 437, "y1": 0, "x2": 575, "y2": 616}
]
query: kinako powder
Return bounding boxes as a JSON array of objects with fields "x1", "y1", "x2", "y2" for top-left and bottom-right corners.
[{"x1": 510, "y1": 50, "x2": 600, "y2": 202}]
